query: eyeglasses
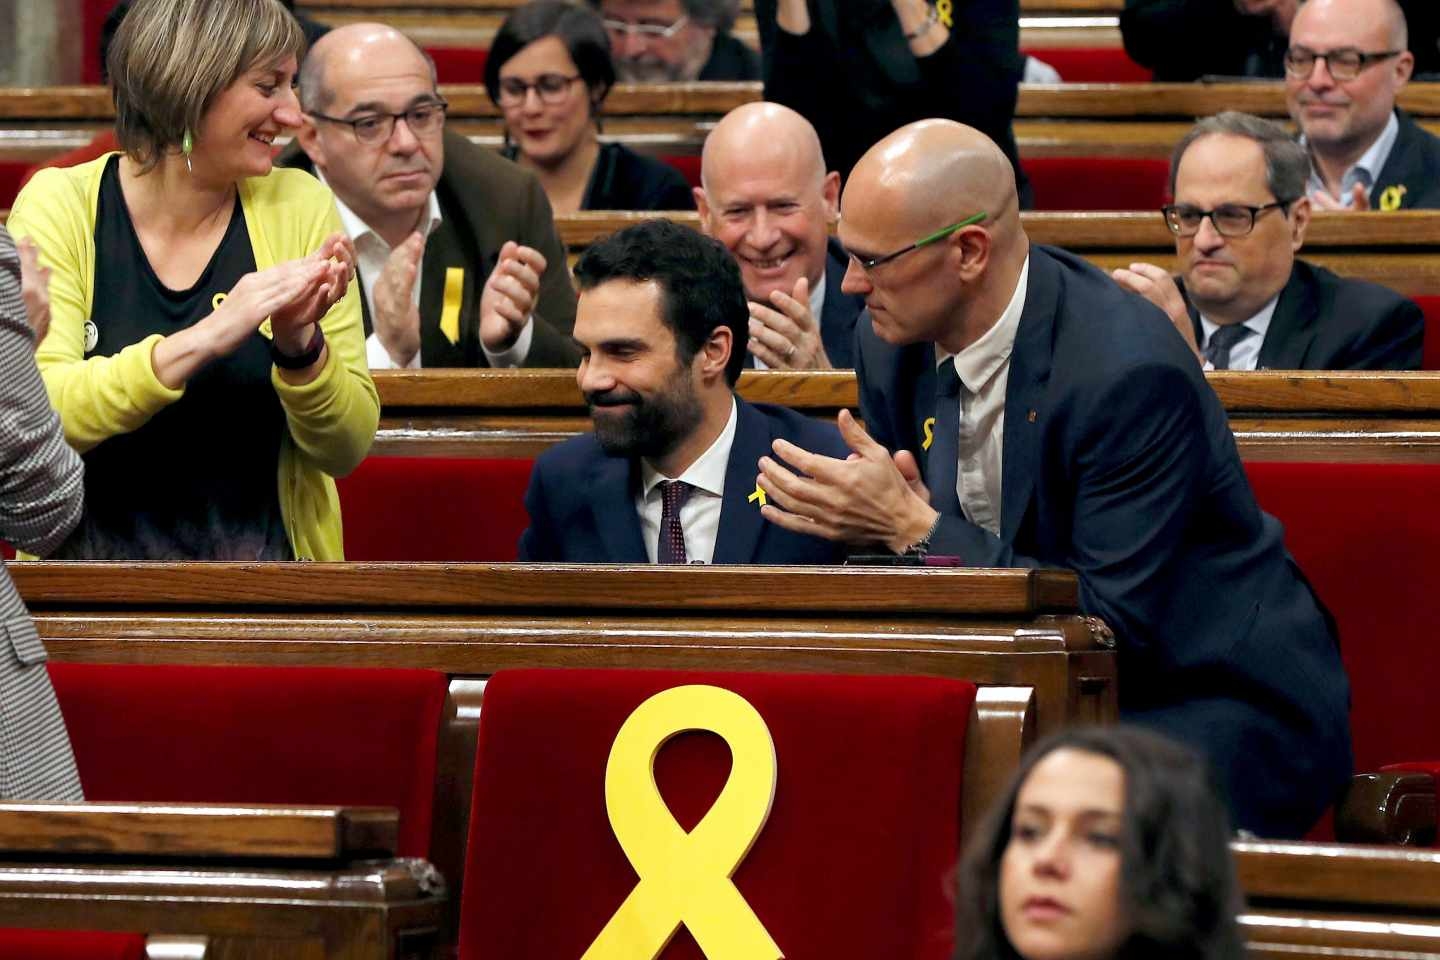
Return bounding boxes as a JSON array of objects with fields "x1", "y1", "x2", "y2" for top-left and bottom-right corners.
[
  {"x1": 847, "y1": 212, "x2": 989, "y2": 272},
  {"x1": 495, "y1": 74, "x2": 584, "y2": 107},
  {"x1": 1284, "y1": 46, "x2": 1402, "y2": 81},
  {"x1": 1161, "y1": 201, "x2": 1292, "y2": 238},
  {"x1": 602, "y1": 15, "x2": 690, "y2": 39},
  {"x1": 308, "y1": 99, "x2": 448, "y2": 145}
]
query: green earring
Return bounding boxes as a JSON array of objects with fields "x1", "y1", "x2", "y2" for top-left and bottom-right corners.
[{"x1": 181, "y1": 128, "x2": 193, "y2": 173}]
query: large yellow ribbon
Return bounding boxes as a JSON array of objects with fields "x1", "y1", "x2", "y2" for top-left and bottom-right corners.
[
  {"x1": 582, "y1": 685, "x2": 784, "y2": 960},
  {"x1": 439, "y1": 267, "x2": 464, "y2": 345}
]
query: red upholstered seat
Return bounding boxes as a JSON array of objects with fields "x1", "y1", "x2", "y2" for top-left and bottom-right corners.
[
  {"x1": 429, "y1": 46, "x2": 490, "y2": 83},
  {"x1": 1023, "y1": 157, "x2": 1171, "y2": 211},
  {"x1": 457, "y1": 668, "x2": 976, "y2": 960},
  {"x1": 1414, "y1": 296, "x2": 1440, "y2": 369},
  {"x1": 337, "y1": 455, "x2": 534, "y2": 561},
  {"x1": 1020, "y1": 46, "x2": 1153, "y2": 83},
  {"x1": 1244, "y1": 463, "x2": 1440, "y2": 776},
  {"x1": 2, "y1": 162, "x2": 25, "y2": 210},
  {"x1": 47, "y1": 663, "x2": 448, "y2": 857},
  {"x1": 0, "y1": 930, "x2": 145, "y2": 960},
  {"x1": 662, "y1": 154, "x2": 703, "y2": 189}
]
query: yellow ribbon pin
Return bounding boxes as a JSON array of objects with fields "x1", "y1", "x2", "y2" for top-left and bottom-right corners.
[
  {"x1": 1379, "y1": 185, "x2": 1407, "y2": 212},
  {"x1": 582, "y1": 685, "x2": 783, "y2": 960},
  {"x1": 922, "y1": 417, "x2": 936, "y2": 451},
  {"x1": 439, "y1": 267, "x2": 464, "y2": 345},
  {"x1": 936, "y1": 0, "x2": 954, "y2": 27},
  {"x1": 747, "y1": 484, "x2": 767, "y2": 507}
]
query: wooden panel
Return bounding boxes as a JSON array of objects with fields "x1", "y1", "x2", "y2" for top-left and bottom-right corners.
[
  {"x1": 1236, "y1": 840, "x2": 1440, "y2": 910},
  {"x1": 962, "y1": 686, "x2": 1036, "y2": 844},
  {"x1": 0, "y1": 804, "x2": 397, "y2": 860}
]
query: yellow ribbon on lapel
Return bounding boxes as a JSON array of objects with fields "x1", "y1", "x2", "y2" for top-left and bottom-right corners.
[
  {"x1": 1378, "y1": 185, "x2": 1407, "y2": 212},
  {"x1": 439, "y1": 267, "x2": 464, "y2": 345},
  {"x1": 582, "y1": 685, "x2": 783, "y2": 960},
  {"x1": 922, "y1": 416, "x2": 936, "y2": 451}
]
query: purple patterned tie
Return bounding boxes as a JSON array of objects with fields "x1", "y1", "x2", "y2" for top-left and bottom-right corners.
[{"x1": 657, "y1": 480, "x2": 691, "y2": 565}]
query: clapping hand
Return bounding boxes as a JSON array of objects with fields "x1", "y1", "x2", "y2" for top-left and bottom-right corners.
[
  {"x1": 748, "y1": 276, "x2": 832, "y2": 369},
  {"x1": 479, "y1": 241, "x2": 546, "y2": 352}
]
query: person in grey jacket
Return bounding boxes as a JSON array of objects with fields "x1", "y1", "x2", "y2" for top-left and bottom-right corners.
[{"x1": 0, "y1": 225, "x2": 85, "y2": 801}]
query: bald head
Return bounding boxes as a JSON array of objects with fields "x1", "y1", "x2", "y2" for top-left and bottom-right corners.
[
  {"x1": 1291, "y1": 0, "x2": 1408, "y2": 49},
  {"x1": 695, "y1": 102, "x2": 841, "y2": 304},
  {"x1": 701, "y1": 102, "x2": 827, "y2": 195},
  {"x1": 299, "y1": 23, "x2": 436, "y2": 114}
]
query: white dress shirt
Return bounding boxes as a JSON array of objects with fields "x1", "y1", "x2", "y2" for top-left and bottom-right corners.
[
  {"x1": 1304, "y1": 110, "x2": 1399, "y2": 207},
  {"x1": 751, "y1": 273, "x2": 828, "y2": 370},
  {"x1": 635, "y1": 398, "x2": 738, "y2": 564},
  {"x1": 320, "y1": 174, "x2": 533, "y2": 369},
  {"x1": 1199, "y1": 293, "x2": 1279, "y2": 371},
  {"x1": 935, "y1": 254, "x2": 1030, "y2": 537}
]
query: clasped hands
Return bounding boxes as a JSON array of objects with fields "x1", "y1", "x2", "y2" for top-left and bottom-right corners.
[
  {"x1": 755, "y1": 408, "x2": 938, "y2": 553},
  {"x1": 210, "y1": 231, "x2": 356, "y2": 360}
]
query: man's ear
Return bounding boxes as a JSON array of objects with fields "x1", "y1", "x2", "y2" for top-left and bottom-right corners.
[
  {"x1": 950, "y1": 226, "x2": 993, "y2": 283},
  {"x1": 1289, "y1": 195, "x2": 1311, "y2": 252},
  {"x1": 295, "y1": 115, "x2": 324, "y2": 167},
  {"x1": 820, "y1": 170, "x2": 841, "y2": 222},
  {"x1": 694, "y1": 186, "x2": 714, "y2": 235},
  {"x1": 698, "y1": 323, "x2": 733, "y2": 382},
  {"x1": 1394, "y1": 49, "x2": 1415, "y2": 87}
]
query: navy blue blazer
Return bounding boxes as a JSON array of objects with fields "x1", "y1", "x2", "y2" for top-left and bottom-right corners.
[
  {"x1": 1370, "y1": 110, "x2": 1440, "y2": 210},
  {"x1": 856, "y1": 244, "x2": 1352, "y2": 837},
  {"x1": 819, "y1": 238, "x2": 865, "y2": 368},
  {"x1": 518, "y1": 398, "x2": 849, "y2": 564},
  {"x1": 1182, "y1": 259, "x2": 1423, "y2": 371}
]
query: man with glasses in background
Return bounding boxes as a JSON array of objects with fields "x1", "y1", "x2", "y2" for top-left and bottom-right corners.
[
  {"x1": 752, "y1": 119, "x2": 1353, "y2": 839},
  {"x1": 587, "y1": 0, "x2": 759, "y2": 81},
  {"x1": 1113, "y1": 112, "x2": 1420, "y2": 369},
  {"x1": 1286, "y1": 0, "x2": 1440, "y2": 210},
  {"x1": 286, "y1": 23, "x2": 579, "y2": 369}
]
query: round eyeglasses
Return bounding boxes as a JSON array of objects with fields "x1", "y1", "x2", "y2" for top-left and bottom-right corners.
[
  {"x1": 602, "y1": 15, "x2": 690, "y2": 40},
  {"x1": 1161, "y1": 201, "x2": 1293, "y2": 238},
  {"x1": 495, "y1": 74, "x2": 584, "y2": 107},
  {"x1": 308, "y1": 100, "x2": 448, "y2": 145},
  {"x1": 1284, "y1": 46, "x2": 1402, "y2": 82}
]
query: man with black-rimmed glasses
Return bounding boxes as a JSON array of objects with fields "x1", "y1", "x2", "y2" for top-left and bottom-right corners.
[
  {"x1": 1113, "y1": 111, "x2": 1420, "y2": 370},
  {"x1": 284, "y1": 23, "x2": 579, "y2": 370},
  {"x1": 1287, "y1": 0, "x2": 1440, "y2": 210}
]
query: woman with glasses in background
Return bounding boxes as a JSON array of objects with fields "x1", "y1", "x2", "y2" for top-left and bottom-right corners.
[
  {"x1": 486, "y1": 0, "x2": 696, "y2": 214},
  {"x1": 6, "y1": 0, "x2": 378, "y2": 561}
]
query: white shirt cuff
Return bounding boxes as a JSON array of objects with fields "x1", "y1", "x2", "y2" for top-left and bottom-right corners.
[
  {"x1": 481, "y1": 315, "x2": 535, "y2": 369},
  {"x1": 366, "y1": 332, "x2": 422, "y2": 370}
]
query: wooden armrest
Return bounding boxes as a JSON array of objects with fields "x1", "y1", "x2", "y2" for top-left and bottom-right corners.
[
  {"x1": 1334, "y1": 772, "x2": 1438, "y2": 846},
  {"x1": 0, "y1": 802, "x2": 398, "y2": 860}
]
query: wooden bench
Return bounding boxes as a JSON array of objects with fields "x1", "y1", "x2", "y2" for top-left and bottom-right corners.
[{"x1": 0, "y1": 803, "x2": 445, "y2": 959}]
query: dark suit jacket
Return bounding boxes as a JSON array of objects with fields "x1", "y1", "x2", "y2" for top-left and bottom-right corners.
[
  {"x1": 855, "y1": 244, "x2": 1352, "y2": 837},
  {"x1": 698, "y1": 32, "x2": 761, "y2": 81},
  {"x1": 1369, "y1": 110, "x2": 1440, "y2": 211},
  {"x1": 755, "y1": 0, "x2": 1028, "y2": 204},
  {"x1": 819, "y1": 238, "x2": 865, "y2": 368},
  {"x1": 583, "y1": 143, "x2": 695, "y2": 211},
  {"x1": 1181, "y1": 260, "x2": 1422, "y2": 370},
  {"x1": 518, "y1": 398, "x2": 849, "y2": 564},
  {"x1": 280, "y1": 131, "x2": 579, "y2": 368}
]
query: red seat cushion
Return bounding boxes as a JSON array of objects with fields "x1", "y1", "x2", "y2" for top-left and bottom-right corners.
[
  {"x1": 428, "y1": 46, "x2": 489, "y2": 83},
  {"x1": 0, "y1": 930, "x2": 145, "y2": 960},
  {"x1": 458, "y1": 668, "x2": 976, "y2": 960},
  {"x1": 1414, "y1": 296, "x2": 1440, "y2": 369},
  {"x1": 1020, "y1": 46, "x2": 1153, "y2": 83},
  {"x1": 48, "y1": 663, "x2": 448, "y2": 857},
  {"x1": 1, "y1": 161, "x2": 26, "y2": 210},
  {"x1": 1023, "y1": 157, "x2": 1170, "y2": 211},
  {"x1": 1244, "y1": 463, "x2": 1440, "y2": 775},
  {"x1": 661, "y1": 154, "x2": 703, "y2": 189},
  {"x1": 337, "y1": 456, "x2": 534, "y2": 561}
]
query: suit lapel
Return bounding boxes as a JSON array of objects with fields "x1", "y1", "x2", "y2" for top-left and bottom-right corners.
[
  {"x1": 1256, "y1": 266, "x2": 1315, "y2": 370},
  {"x1": 1001, "y1": 251, "x2": 1057, "y2": 543},
  {"x1": 820, "y1": 238, "x2": 862, "y2": 365},
  {"x1": 1371, "y1": 110, "x2": 1420, "y2": 210},
  {"x1": 713, "y1": 399, "x2": 769, "y2": 564},
  {"x1": 588, "y1": 455, "x2": 648, "y2": 563}
]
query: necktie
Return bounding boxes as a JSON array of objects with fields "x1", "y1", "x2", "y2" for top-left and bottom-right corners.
[
  {"x1": 1205, "y1": 324, "x2": 1256, "y2": 370},
  {"x1": 926, "y1": 362, "x2": 963, "y2": 518},
  {"x1": 657, "y1": 480, "x2": 691, "y2": 565}
]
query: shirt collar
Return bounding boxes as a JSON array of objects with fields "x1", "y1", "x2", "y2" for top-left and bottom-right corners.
[
  {"x1": 1304, "y1": 109, "x2": 1400, "y2": 198},
  {"x1": 1198, "y1": 291, "x2": 1281, "y2": 346},
  {"x1": 639, "y1": 397, "x2": 738, "y2": 500},
  {"x1": 937, "y1": 253, "x2": 1031, "y2": 392},
  {"x1": 809, "y1": 272, "x2": 827, "y2": 321},
  {"x1": 316, "y1": 168, "x2": 443, "y2": 248}
]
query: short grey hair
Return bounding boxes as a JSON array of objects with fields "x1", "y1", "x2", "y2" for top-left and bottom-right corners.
[{"x1": 1169, "y1": 111, "x2": 1310, "y2": 203}]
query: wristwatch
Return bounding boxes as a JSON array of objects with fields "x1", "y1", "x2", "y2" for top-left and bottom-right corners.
[{"x1": 270, "y1": 324, "x2": 326, "y2": 370}]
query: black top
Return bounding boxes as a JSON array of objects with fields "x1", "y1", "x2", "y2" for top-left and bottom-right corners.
[
  {"x1": 755, "y1": 0, "x2": 1029, "y2": 205},
  {"x1": 57, "y1": 155, "x2": 291, "y2": 560},
  {"x1": 502, "y1": 142, "x2": 695, "y2": 211},
  {"x1": 697, "y1": 32, "x2": 761, "y2": 81}
]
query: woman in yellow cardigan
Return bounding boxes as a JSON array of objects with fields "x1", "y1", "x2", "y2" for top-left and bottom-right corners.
[{"x1": 8, "y1": 0, "x2": 378, "y2": 561}]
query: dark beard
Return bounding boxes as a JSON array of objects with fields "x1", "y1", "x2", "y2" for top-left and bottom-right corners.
[{"x1": 586, "y1": 374, "x2": 704, "y2": 461}]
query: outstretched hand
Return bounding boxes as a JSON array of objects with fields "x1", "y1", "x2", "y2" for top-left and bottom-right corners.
[{"x1": 757, "y1": 408, "x2": 938, "y2": 551}]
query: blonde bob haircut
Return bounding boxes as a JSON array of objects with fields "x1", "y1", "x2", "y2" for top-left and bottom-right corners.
[{"x1": 108, "y1": 0, "x2": 305, "y2": 173}]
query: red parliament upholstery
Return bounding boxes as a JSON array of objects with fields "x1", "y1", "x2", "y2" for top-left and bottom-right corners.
[
  {"x1": 0, "y1": 931, "x2": 145, "y2": 960},
  {"x1": 1023, "y1": 157, "x2": 1170, "y2": 211},
  {"x1": 458, "y1": 668, "x2": 976, "y2": 960},
  {"x1": 47, "y1": 663, "x2": 448, "y2": 857},
  {"x1": 1020, "y1": 47, "x2": 1153, "y2": 83},
  {"x1": 1414, "y1": 296, "x2": 1440, "y2": 369},
  {"x1": 429, "y1": 46, "x2": 490, "y2": 83},
  {"x1": 337, "y1": 455, "x2": 533, "y2": 561},
  {"x1": 1244, "y1": 463, "x2": 1440, "y2": 776}
]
